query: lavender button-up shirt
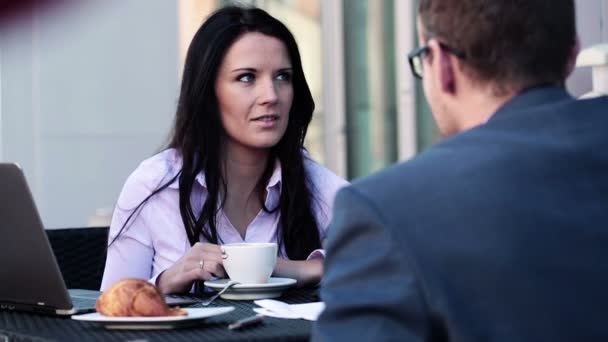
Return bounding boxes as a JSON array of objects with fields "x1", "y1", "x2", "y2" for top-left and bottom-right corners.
[{"x1": 100, "y1": 149, "x2": 348, "y2": 290}]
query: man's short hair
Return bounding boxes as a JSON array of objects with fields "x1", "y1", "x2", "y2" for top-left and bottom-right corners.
[{"x1": 418, "y1": 0, "x2": 576, "y2": 93}]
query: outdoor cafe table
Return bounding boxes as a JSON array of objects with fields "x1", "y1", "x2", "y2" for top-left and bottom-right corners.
[{"x1": 0, "y1": 287, "x2": 318, "y2": 342}]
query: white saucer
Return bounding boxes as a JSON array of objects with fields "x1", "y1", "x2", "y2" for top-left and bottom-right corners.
[
  {"x1": 72, "y1": 307, "x2": 234, "y2": 330},
  {"x1": 204, "y1": 277, "x2": 297, "y2": 300}
]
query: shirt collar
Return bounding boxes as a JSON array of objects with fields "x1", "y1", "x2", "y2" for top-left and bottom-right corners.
[
  {"x1": 266, "y1": 158, "x2": 282, "y2": 191},
  {"x1": 167, "y1": 155, "x2": 282, "y2": 193}
]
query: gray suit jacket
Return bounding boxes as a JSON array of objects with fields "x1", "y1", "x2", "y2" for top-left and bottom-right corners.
[{"x1": 313, "y1": 87, "x2": 608, "y2": 341}]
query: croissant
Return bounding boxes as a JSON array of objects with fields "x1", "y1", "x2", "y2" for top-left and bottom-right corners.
[{"x1": 96, "y1": 278, "x2": 187, "y2": 317}]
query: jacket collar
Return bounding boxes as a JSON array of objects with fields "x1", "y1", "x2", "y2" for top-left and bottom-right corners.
[{"x1": 488, "y1": 85, "x2": 573, "y2": 122}]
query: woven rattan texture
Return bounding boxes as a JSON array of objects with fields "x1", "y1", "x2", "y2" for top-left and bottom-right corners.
[
  {"x1": 0, "y1": 288, "x2": 317, "y2": 341},
  {"x1": 0, "y1": 329, "x2": 51, "y2": 342},
  {"x1": 45, "y1": 227, "x2": 109, "y2": 291}
]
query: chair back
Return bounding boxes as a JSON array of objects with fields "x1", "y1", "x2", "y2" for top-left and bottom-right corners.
[{"x1": 45, "y1": 227, "x2": 109, "y2": 290}]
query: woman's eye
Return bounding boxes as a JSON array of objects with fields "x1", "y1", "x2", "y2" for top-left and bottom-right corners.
[
  {"x1": 276, "y1": 72, "x2": 292, "y2": 82},
  {"x1": 237, "y1": 73, "x2": 255, "y2": 83}
]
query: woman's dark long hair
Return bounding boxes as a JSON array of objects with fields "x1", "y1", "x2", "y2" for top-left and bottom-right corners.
[{"x1": 111, "y1": 6, "x2": 320, "y2": 260}]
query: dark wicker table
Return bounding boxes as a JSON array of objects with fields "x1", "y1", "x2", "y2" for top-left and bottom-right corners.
[{"x1": 0, "y1": 287, "x2": 318, "y2": 342}]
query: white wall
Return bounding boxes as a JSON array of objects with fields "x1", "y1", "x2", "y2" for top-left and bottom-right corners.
[
  {"x1": 568, "y1": 0, "x2": 608, "y2": 96},
  {"x1": 0, "y1": 1, "x2": 179, "y2": 228}
]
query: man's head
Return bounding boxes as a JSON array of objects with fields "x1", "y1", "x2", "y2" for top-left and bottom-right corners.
[{"x1": 412, "y1": 0, "x2": 578, "y2": 136}]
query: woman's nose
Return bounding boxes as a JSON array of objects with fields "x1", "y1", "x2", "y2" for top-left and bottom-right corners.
[{"x1": 258, "y1": 80, "x2": 279, "y2": 105}]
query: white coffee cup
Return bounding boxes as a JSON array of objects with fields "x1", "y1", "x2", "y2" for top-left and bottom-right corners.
[{"x1": 221, "y1": 242, "x2": 278, "y2": 284}]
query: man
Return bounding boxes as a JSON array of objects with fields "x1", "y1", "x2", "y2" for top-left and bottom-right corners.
[{"x1": 314, "y1": 0, "x2": 608, "y2": 341}]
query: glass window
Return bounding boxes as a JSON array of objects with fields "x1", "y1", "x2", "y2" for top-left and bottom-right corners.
[{"x1": 343, "y1": 0, "x2": 398, "y2": 179}]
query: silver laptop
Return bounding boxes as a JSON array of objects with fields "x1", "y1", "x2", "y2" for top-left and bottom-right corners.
[
  {"x1": 0, "y1": 163, "x2": 99, "y2": 315},
  {"x1": 0, "y1": 163, "x2": 201, "y2": 316}
]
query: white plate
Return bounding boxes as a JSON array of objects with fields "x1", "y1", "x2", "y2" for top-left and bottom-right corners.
[
  {"x1": 72, "y1": 307, "x2": 234, "y2": 330},
  {"x1": 204, "y1": 277, "x2": 297, "y2": 300}
]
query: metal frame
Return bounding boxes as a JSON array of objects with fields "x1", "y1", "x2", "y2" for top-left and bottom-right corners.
[
  {"x1": 321, "y1": 0, "x2": 347, "y2": 177},
  {"x1": 0, "y1": 42, "x2": 3, "y2": 162},
  {"x1": 394, "y1": 0, "x2": 417, "y2": 160}
]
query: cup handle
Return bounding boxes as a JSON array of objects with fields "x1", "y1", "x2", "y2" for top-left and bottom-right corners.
[{"x1": 221, "y1": 247, "x2": 228, "y2": 260}]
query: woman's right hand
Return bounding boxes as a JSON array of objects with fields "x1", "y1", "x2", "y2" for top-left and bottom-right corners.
[{"x1": 156, "y1": 242, "x2": 226, "y2": 294}]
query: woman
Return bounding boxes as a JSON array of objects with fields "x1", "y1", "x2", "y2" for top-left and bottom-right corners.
[{"x1": 100, "y1": 5, "x2": 348, "y2": 294}]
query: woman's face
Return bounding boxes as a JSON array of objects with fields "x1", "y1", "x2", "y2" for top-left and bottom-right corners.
[{"x1": 215, "y1": 32, "x2": 293, "y2": 153}]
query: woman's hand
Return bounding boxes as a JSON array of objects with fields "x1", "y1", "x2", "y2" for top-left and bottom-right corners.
[
  {"x1": 156, "y1": 242, "x2": 227, "y2": 294},
  {"x1": 273, "y1": 258, "x2": 323, "y2": 287}
]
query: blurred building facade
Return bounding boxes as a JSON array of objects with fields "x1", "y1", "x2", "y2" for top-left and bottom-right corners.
[{"x1": 0, "y1": 0, "x2": 606, "y2": 228}]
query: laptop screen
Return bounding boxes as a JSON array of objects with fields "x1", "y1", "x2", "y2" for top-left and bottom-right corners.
[{"x1": 0, "y1": 163, "x2": 75, "y2": 314}]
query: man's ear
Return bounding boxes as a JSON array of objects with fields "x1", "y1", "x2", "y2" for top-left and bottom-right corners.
[
  {"x1": 428, "y1": 39, "x2": 457, "y2": 95},
  {"x1": 565, "y1": 35, "x2": 581, "y2": 77}
]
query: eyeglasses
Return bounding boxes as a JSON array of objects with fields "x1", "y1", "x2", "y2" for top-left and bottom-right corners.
[{"x1": 408, "y1": 42, "x2": 466, "y2": 79}]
